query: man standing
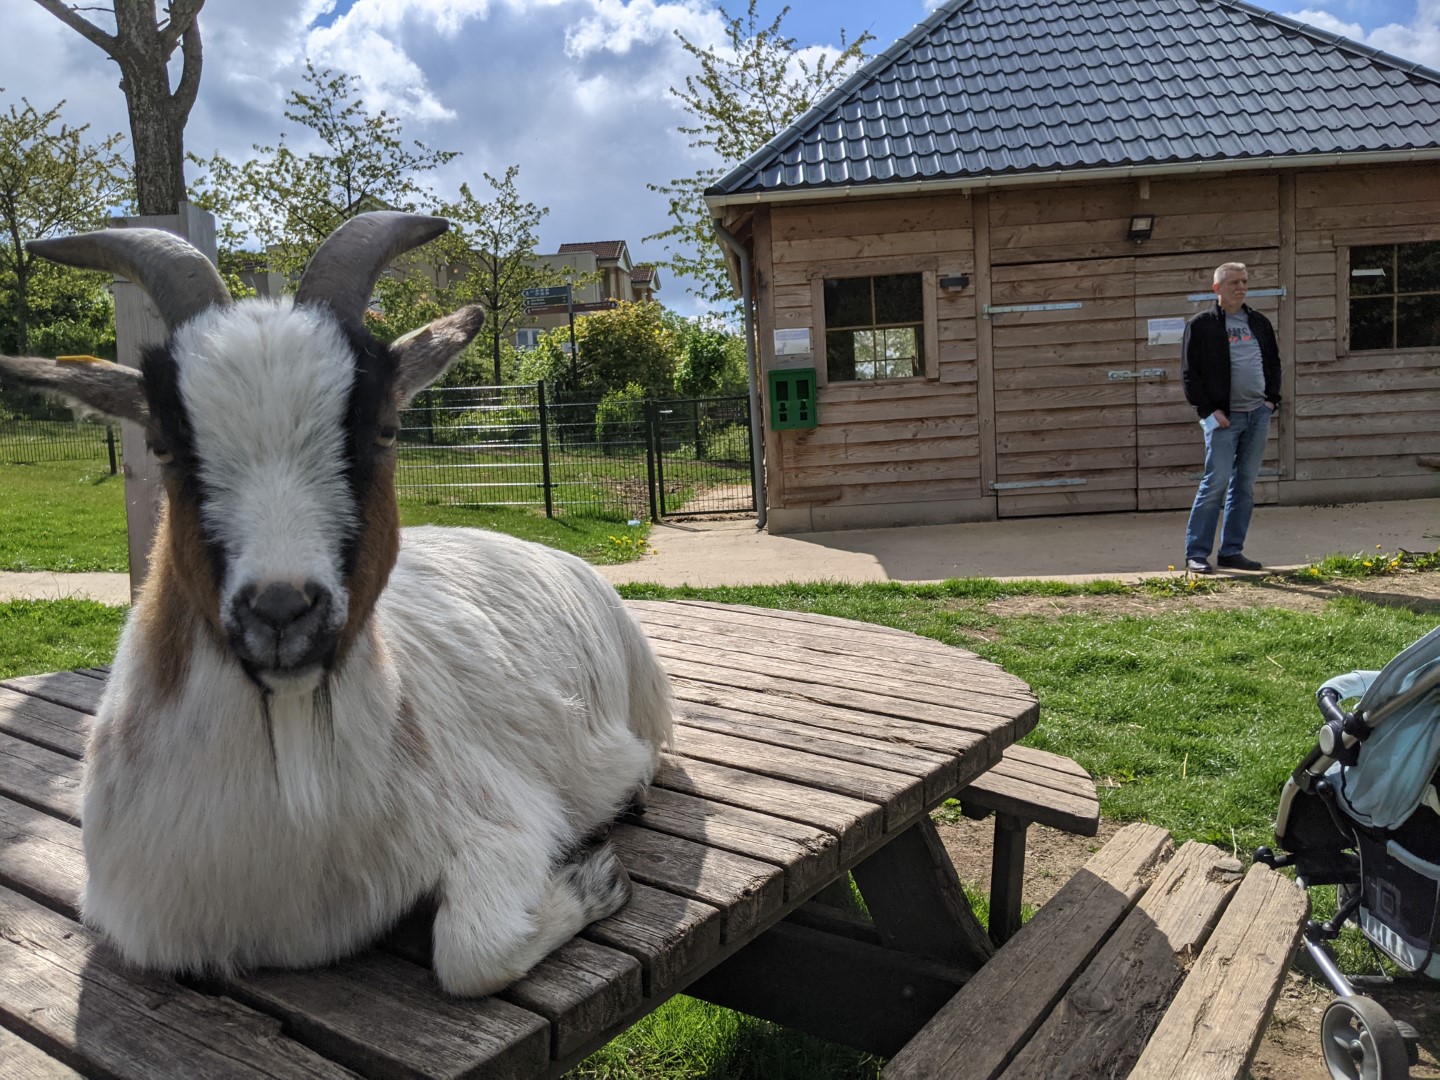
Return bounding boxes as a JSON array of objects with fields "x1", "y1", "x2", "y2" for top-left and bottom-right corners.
[{"x1": 1181, "y1": 262, "x2": 1281, "y2": 574}]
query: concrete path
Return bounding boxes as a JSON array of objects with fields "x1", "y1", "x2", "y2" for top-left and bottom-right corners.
[
  {"x1": 3, "y1": 499, "x2": 1438, "y2": 604},
  {"x1": 593, "y1": 499, "x2": 1440, "y2": 589}
]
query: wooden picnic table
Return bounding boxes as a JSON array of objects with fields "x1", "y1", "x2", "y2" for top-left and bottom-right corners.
[{"x1": 0, "y1": 600, "x2": 1039, "y2": 1079}]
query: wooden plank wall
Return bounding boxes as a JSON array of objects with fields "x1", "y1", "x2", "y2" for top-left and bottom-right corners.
[
  {"x1": 986, "y1": 175, "x2": 1280, "y2": 517},
  {"x1": 989, "y1": 256, "x2": 1141, "y2": 517},
  {"x1": 1292, "y1": 164, "x2": 1440, "y2": 498},
  {"x1": 750, "y1": 163, "x2": 1440, "y2": 527},
  {"x1": 766, "y1": 197, "x2": 982, "y2": 511}
]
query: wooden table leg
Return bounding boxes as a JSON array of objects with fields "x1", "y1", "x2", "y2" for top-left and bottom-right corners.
[
  {"x1": 989, "y1": 813, "x2": 1029, "y2": 946},
  {"x1": 851, "y1": 817, "x2": 995, "y2": 969}
]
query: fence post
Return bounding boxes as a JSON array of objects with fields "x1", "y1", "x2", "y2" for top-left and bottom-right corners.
[
  {"x1": 105, "y1": 425, "x2": 118, "y2": 475},
  {"x1": 537, "y1": 381, "x2": 554, "y2": 518},
  {"x1": 644, "y1": 399, "x2": 660, "y2": 523},
  {"x1": 110, "y1": 201, "x2": 217, "y2": 601}
]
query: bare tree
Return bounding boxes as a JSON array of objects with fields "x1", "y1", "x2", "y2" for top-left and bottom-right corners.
[{"x1": 32, "y1": 1, "x2": 204, "y2": 215}]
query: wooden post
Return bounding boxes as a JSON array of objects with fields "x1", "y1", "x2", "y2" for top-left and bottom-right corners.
[{"x1": 108, "y1": 201, "x2": 218, "y2": 601}]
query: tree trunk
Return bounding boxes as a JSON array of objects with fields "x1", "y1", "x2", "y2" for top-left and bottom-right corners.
[
  {"x1": 34, "y1": 1, "x2": 204, "y2": 216},
  {"x1": 113, "y1": 3, "x2": 191, "y2": 214}
]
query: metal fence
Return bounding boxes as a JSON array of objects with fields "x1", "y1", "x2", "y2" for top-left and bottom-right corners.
[
  {"x1": 0, "y1": 417, "x2": 120, "y2": 471},
  {"x1": 398, "y1": 383, "x2": 753, "y2": 520},
  {"x1": 0, "y1": 384, "x2": 754, "y2": 522}
]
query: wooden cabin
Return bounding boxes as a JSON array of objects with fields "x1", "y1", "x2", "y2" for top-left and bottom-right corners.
[{"x1": 708, "y1": 0, "x2": 1440, "y2": 532}]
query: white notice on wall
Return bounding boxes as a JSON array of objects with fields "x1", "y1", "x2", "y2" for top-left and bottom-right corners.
[
  {"x1": 1147, "y1": 317, "x2": 1185, "y2": 346},
  {"x1": 773, "y1": 328, "x2": 812, "y2": 355}
]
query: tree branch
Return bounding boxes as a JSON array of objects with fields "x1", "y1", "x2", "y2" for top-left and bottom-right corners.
[
  {"x1": 29, "y1": 0, "x2": 118, "y2": 55},
  {"x1": 159, "y1": 0, "x2": 204, "y2": 57},
  {"x1": 171, "y1": 14, "x2": 203, "y2": 117}
]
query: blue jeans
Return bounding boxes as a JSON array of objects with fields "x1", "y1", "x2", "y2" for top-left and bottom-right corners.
[{"x1": 1184, "y1": 406, "x2": 1272, "y2": 561}]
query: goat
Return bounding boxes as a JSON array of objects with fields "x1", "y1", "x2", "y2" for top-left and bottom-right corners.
[{"x1": 0, "y1": 212, "x2": 673, "y2": 996}]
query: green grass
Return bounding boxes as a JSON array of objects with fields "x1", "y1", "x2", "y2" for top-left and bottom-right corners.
[
  {"x1": 0, "y1": 461, "x2": 129, "y2": 571},
  {"x1": 0, "y1": 459, "x2": 653, "y2": 571},
  {"x1": 0, "y1": 598, "x2": 127, "y2": 677},
  {"x1": 399, "y1": 501, "x2": 652, "y2": 564}
]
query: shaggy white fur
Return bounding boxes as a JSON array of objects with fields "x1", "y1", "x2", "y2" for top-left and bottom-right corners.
[{"x1": 1, "y1": 217, "x2": 673, "y2": 996}]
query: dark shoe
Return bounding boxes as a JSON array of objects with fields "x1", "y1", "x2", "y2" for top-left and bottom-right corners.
[
  {"x1": 1185, "y1": 558, "x2": 1212, "y2": 575},
  {"x1": 1217, "y1": 553, "x2": 1263, "y2": 571}
]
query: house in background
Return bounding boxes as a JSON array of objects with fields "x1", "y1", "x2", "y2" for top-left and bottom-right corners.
[
  {"x1": 709, "y1": 0, "x2": 1440, "y2": 533},
  {"x1": 514, "y1": 240, "x2": 661, "y2": 349}
]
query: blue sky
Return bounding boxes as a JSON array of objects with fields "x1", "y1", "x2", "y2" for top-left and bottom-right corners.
[{"x1": 4, "y1": 1, "x2": 1438, "y2": 317}]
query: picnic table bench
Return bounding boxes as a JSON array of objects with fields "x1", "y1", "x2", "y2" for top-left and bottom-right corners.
[
  {"x1": 884, "y1": 822, "x2": 1310, "y2": 1079},
  {"x1": 2, "y1": 599, "x2": 1062, "y2": 1078}
]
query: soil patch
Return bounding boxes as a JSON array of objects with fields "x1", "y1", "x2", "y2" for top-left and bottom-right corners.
[{"x1": 982, "y1": 570, "x2": 1440, "y2": 619}]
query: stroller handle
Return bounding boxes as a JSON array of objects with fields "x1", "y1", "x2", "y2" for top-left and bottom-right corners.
[{"x1": 1316, "y1": 686, "x2": 1348, "y2": 729}]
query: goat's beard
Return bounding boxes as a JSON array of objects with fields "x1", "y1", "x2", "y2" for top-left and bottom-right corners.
[{"x1": 257, "y1": 675, "x2": 337, "y2": 821}]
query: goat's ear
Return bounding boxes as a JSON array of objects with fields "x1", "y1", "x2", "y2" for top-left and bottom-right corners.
[
  {"x1": 0, "y1": 356, "x2": 149, "y2": 426},
  {"x1": 391, "y1": 305, "x2": 486, "y2": 405}
]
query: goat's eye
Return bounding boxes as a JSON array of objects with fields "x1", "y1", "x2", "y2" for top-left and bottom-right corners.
[
  {"x1": 374, "y1": 427, "x2": 398, "y2": 448},
  {"x1": 149, "y1": 444, "x2": 175, "y2": 465}
]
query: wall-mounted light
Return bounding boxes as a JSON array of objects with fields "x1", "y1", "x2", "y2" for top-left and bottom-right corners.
[
  {"x1": 939, "y1": 274, "x2": 971, "y2": 290},
  {"x1": 1127, "y1": 214, "x2": 1155, "y2": 243}
]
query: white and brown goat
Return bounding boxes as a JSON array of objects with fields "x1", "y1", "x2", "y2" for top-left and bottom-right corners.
[{"x1": 0, "y1": 212, "x2": 673, "y2": 995}]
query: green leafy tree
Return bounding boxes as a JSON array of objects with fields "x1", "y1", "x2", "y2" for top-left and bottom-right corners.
[
  {"x1": 189, "y1": 61, "x2": 459, "y2": 280},
  {"x1": 0, "y1": 95, "x2": 129, "y2": 354},
  {"x1": 675, "y1": 322, "x2": 747, "y2": 398},
  {"x1": 519, "y1": 301, "x2": 677, "y2": 400},
  {"x1": 648, "y1": 1, "x2": 871, "y2": 308},
  {"x1": 33, "y1": 0, "x2": 204, "y2": 215},
  {"x1": 437, "y1": 167, "x2": 581, "y2": 385}
]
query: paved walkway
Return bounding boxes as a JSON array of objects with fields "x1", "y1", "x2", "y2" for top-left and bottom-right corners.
[
  {"x1": 4, "y1": 499, "x2": 1438, "y2": 604},
  {"x1": 593, "y1": 499, "x2": 1440, "y2": 588}
]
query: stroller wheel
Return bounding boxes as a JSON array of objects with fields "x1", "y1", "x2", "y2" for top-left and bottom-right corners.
[{"x1": 1321, "y1": 995, "x2": 1411, "y2": 1080}]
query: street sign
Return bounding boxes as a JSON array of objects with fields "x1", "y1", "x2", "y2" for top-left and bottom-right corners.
[
  {"x1": 521, "y1": 285, "x2": 571, "y2": 300},
  {"x1": 522, "y1": 300, "x2": 619, "y2": 316}
]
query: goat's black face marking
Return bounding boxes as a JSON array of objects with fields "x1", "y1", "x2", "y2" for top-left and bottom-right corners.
[
  {"x1": 142, "y1": 342, "x2": 229, "y2": 591},
  {"x1": 339, "y1": 325, "x2": 401, "y2": 578}
]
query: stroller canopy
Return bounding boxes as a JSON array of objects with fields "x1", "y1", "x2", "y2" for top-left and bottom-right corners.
[{"x1": 1321, "y1": 623, "x2": 1440, "y2": 830}]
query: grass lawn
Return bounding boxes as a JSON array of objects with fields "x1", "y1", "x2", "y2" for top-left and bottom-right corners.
[
  {"x1": 0, "y1": 459, "x2": 653, "y2": 570},
  {"x1": 0, "y1": 461, "x2": 129, "y2": 572},
  {"x1": 7, "y1": 559, "x2": 1436, "y2": 1078}
]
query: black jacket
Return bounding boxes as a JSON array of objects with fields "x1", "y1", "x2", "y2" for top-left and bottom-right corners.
[{"x1": 1180, "y1": 303, "x2": 1282, "y2": 419}]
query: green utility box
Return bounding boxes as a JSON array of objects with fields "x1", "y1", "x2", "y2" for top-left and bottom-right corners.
[{"x1": 767, "y1": 367, "x2": 817, "y2": 430}]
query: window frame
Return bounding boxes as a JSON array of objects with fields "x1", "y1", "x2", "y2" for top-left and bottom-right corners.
[
  {"x1": 807, "y1": 259, "x2": 940, "y2": 388},
  {"x1": 1334, "y1": 225, "x2": 1440, "y2": 357}
]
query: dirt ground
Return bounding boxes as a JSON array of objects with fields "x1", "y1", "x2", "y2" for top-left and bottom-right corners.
[{"x1": 934, "y1": 569, "x2": 1440, "y2": 1080}]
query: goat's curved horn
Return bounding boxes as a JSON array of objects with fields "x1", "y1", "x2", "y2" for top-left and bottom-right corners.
[
  {"x1": 295, "y1": 212, "x2": 450, "y2": 331},
  {"x1": 27, "y1": 228, "x2": 230, "y2": 331}
]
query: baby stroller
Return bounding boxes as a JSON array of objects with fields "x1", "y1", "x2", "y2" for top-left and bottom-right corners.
[{"x1": 1255, "y1": 624, "x2": 1440, "y2": 1079}]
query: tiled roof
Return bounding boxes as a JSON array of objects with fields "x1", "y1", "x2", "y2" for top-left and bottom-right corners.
[
  {"x1": 631, "y1": 265, "x2": 657, "y2": 285},
  {"x1": 709, "y1": 0, "x2": 1440, "y2": 198},
  {"x1": 558, "y1": 241, "x2": 628, "y2": 260}
]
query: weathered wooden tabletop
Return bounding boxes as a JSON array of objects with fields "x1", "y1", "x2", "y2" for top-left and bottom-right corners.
[{"x1": 0, "y1": 600, "x2": 1038, "y2": 1079}]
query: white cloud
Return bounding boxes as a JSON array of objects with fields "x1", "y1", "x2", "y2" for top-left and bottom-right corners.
[{"x1": 1284, "y1": 4, "x2": 1440, "y2": 67}]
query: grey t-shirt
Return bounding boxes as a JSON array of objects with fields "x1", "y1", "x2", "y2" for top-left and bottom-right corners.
[{"x1": 1226, "y1": 311, "x2": 1266, "y2": 412}]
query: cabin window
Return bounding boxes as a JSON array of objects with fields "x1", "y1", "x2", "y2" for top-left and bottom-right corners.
[
  {"x1": 823, "y1": 273, "x2": 925, "y2": 381},
  {"x1": 1348, "y1": 241, "x2": 1440, "y2": 351}
]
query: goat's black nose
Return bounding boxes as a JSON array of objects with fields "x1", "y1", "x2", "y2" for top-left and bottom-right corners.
[
  {"x1": 243, "y1": 582, "x2": 321, "y2": 629},
  {"x1": 230, "y1": 581, "x2": 335, "y2": 672}
]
